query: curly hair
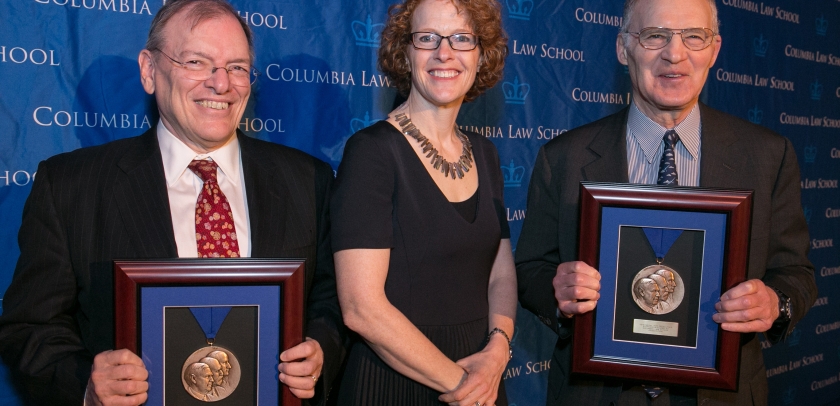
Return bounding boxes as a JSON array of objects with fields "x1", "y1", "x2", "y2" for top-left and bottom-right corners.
[{"x1": 378, "y1": 0, "x2": 508, "y2": 103}]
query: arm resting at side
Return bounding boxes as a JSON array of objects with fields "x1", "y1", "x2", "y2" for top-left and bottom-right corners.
[
  {"x1": 334, "y1": 248, "x2": 465, "y2": 393},
  {"x1": 440, "y1": 239, "x2": 517, "y2": 405},
  {"x1": 0, "y1": 161, "x2": 93, "y2": 403}
]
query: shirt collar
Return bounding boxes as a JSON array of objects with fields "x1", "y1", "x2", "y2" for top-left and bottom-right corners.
[
  {"x1": 627, "y1": 102, "x2": 701, "y2": 163},
  {"x1": 156, "y1": 121, "x2": 241, "y2": 187}
]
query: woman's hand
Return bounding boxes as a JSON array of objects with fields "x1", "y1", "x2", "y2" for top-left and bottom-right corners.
[{"x1": 438, "y1": 336, "x2": 509, "y2": 406}]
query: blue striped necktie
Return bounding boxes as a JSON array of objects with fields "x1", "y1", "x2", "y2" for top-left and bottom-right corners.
[{"x1": 657, "y1": 130, "x2": 680, "y2": 185}]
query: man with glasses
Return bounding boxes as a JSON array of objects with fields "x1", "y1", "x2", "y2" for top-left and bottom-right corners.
[
  {"x1": 515, "y1": 0, "x2": 816, "y2": 404},
  {"x1": 0, "y1": 0, "x2": 345, "y2": 405}
]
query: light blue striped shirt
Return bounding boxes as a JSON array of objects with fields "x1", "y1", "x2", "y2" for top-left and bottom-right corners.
[{"x1": 626, "y1": 103, "x2": 701, "y2": 186}]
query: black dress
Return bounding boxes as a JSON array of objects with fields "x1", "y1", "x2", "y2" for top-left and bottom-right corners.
[{"x1": 331, "y1": 121, "x2": 510, "y2": 405}]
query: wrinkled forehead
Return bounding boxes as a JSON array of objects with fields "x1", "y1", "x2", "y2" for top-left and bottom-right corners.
[{"x1": 631, "y1": 0, "x2": 714, "y2": 29}]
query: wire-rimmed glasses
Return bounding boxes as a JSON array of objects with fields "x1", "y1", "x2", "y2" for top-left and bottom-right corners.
[
  {"x1": 153, "y1": 48, "x2": 260, "y2": 86},
  {"x1": 626, "y1": 27, "x2": 717, "y2": 51}
]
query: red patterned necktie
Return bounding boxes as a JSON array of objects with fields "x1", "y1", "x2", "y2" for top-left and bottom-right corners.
[{"x1": 188, "y1": 159, "x2": 240, "y2": 258}]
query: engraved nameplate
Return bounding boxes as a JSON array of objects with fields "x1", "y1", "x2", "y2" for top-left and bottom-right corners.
[{"x1": 633, "y1": 319, "x2": 679, "y2": 337}]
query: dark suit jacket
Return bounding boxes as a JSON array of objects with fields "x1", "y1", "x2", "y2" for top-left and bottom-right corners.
[
  {"x1": 515, "y1": 104, "x2": 817, "y2": 406},
  {"x1": 0, "y1": 128, "x2": 346, "y2": 405}
]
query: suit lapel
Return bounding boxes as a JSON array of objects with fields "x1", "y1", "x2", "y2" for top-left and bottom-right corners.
[
  {"x1": 698, "y1": 104, "x2": 741, "y2": 188},
  {"x1": 113, "y1": 128, "x2": 178, "y2": 257},
  {"x1": 239, "y1": 133, "x2": 288, "y2": 257},
  {"x1": 582, "y1": 108, "x2": 631, "y2": 183}
]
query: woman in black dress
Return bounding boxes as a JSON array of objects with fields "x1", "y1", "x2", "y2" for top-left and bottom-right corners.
[{"x1": 331, "y1": 0, "x2": 514, "y2": 405}]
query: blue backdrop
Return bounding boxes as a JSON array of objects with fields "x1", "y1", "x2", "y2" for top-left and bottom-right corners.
[{"x1": 0, "y1": 1, "x2": 838, "y2": 405}]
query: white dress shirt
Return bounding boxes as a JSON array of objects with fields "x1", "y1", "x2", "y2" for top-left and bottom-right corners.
[{"x1": 156, "y1": 122, "x2": 251, "y2": 257}]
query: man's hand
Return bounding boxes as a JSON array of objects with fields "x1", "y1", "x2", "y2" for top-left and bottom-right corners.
[
  {"x1": 553, "y1": 261, "x2": 601, "y2": 317},
  {"x1": 278, "y1": 337, "x2": 323, "y2": 399},
  {"x1": 438, "y1": 336, "x2": 508, "y2": 406},
  {"x1": 713, "y1": 279, "x2": 780, "y2": 333},
  {"x1": 85, "y1": 349, "x2": 148, "y2": 406}
]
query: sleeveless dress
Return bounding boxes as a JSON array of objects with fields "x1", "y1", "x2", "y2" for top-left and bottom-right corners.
[{"x1": 331, "y1": 121, "x2": 510, "y2": 405}]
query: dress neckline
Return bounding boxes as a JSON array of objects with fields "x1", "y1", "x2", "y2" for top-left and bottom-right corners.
[{"x1": 380, "y1": 121, "x2": 484, "y2": 225}]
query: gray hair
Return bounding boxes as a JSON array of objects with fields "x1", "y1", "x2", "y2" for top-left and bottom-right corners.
[
  {"x1": 145, "y1": 0, "x2": 254, "y2": 63},
  {"x1": 619, "y1": 0, "x2": 719, "y2": 47}
]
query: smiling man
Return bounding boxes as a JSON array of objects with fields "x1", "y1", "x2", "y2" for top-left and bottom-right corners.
[
  {"x1": 0, "y1": 1, "x2": 345, "y2": 405},
  {"x1": 515, "y1": 0, "x2": 817, "y2": 404}
]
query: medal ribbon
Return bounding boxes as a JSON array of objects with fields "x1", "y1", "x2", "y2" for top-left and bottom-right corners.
[
  {"x1": 641, "y1": 227, "x2": 683, "y2": 263},
  {"x1": 189, "y1": 307, "x2": 232, "y2": 343}
]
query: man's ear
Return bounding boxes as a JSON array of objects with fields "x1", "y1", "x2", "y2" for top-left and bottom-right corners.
[
  {"x1": 138, "y1": 49, "x2": 156, "y2": 95},
  {"x1": 616, "y1": 34, "x2": 629, "y2": 65}
]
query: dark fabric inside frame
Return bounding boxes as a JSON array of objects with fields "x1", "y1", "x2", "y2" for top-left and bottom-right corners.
[
  {"x1": 613, "y1": 227, "x2": 705, "y2": 349},
  {"x1": 164, "y1": 306, "x2": 259, "y2": 405}
]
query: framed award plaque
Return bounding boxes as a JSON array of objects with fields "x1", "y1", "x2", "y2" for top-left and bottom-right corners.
[
  {"x1": 114, "y1": 259, "x2": 305, "y2": 406},
  {"x1": 571, "y1": 182, "x2": 752, "y2": 390}
]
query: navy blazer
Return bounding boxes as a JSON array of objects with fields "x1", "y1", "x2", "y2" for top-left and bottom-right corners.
[{"x1": 0, "y1": 128, "x2": 346, "y2": 405}]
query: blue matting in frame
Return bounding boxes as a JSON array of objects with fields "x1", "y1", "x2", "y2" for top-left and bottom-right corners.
[
  {"x1": 142, "y1": 285, "x2": 281, "y2": 405},
  {"x1": 593, "y1": 207, "x2": 726, "y2": 369}
]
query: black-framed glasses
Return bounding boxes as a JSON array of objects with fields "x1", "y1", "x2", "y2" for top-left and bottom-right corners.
[
  {"x1": 153, "y1": 48, "x2": 260, "y2": 86},
  {"x1": 410, "y1": 32, "x2": 479, "y2": 51},
  {"x1": 626, "y1": 27, "x2": 717, "y2": 51}
]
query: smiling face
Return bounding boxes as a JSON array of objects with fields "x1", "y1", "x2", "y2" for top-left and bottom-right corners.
[
  {"x1": 406, "y1": 0, "x2": 480, "y2": 109},
  {"x1": 617, "y1": 0, "x2": 721, "y2": 126},
  {"x1": 139, "y1": 8, "x2": 251, "y2": 153}
]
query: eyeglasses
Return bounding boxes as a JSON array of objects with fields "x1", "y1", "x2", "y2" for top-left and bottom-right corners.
[
  {"x1": 410, "y1": 32, "x2": 479, "y2": 51},
  {"x1": 626, "y1": 27, "x2": 717, "y2": 51},
  {"x1": 153, "y1": 48, "x2": 260, "y2": 86}
]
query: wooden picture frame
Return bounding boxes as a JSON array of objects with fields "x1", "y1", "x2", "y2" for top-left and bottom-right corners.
[
  {"x1": 572, "y1": 182, "x2": 753, "y2": 390},
  {"x1": 115, "y1": 258, "x2": 304, "y2": 405}
]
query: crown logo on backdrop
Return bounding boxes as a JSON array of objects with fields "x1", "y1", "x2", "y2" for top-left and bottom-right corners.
[
  {"x1": 783, "y1": 387, "x2": 796, "y2": 405},
  {"x1": 753, "y1": 34, "x2": 768, "y2": 57},
  {"x1": 352, "y1": 15, "x2": 384, "y2": 47},
  {"x1": 747, "y1": 105, "x2": 763, "y2": 124},
  {"x1": 320, "y1": 112, "x2": 379, "y2": 163},
  {"x1": 810, "y1": 79, "x2": 823, "y2": 100},
  {"x1": 787, "y1": 327, "x2": 802, "y2": 346},
  {"x1": 816, "y1": 15, "x2": 828, "y2": 36},
  {"x1": 502, "y1": 159, "x2": 525, "y2": 187},
  {"x1": 803, "y1": 207, "x2": 812, "y2": 224},
  {"x1": 804, "y1": 145, "x2": 817, "y2": 163},
  {"x1": 350, "y1": 111, "x2": 376, "y2": 133},
  {"x1": 503, "y1": 76, "x2": 530, "y2": 105},
  {"x1": 506, "y1": 0, "x2": 534, "y2": 20}
]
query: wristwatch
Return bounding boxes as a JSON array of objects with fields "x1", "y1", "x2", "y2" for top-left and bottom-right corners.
[{"x1": 770, "y1": 286, "x2": 791, "y2": 324}]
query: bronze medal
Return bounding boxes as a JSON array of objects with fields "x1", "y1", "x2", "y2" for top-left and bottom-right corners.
[
  {"x1": 631, "y1": 265, "x2": 684, "y2": 315},
  {"x1": 181, "y1": 344, "x2": 241, "y2": 401}
]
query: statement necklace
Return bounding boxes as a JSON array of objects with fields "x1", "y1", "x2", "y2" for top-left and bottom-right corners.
[{"x1": 395, "y1": 112, "x2": 473, "y2": 179}]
